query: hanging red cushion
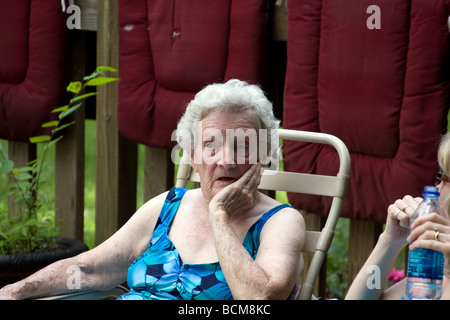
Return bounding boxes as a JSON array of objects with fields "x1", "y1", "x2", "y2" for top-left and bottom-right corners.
[
  {"x1": 0, "y1": 0, "x2": 67, "y2": 142},
  {"x1": 118, "y1": 0, "x2": 269, "y2": 148},
  {"x1": 283, "y1": 0, "x2": 450, "y2": 223}
]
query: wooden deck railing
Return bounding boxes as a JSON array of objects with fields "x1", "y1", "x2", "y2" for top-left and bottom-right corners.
[{"x1": 4, "y1": 0, "x2": 383, "y2": 298}]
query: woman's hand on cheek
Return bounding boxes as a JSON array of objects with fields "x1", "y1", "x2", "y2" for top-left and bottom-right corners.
[{"x1": 208, "y1": 163, "x2": 261, "y2": 221}]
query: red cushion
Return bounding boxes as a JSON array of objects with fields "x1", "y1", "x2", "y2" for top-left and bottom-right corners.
[
  {"x1": 118, "y1": 0, "x2": 269, "y2": 148},
  {"x1": 0, "y1": 0, "x2": 67, "y2": 142},
  {"x1": 283, "y1": 0, "x2": 450, "y2": 223}
]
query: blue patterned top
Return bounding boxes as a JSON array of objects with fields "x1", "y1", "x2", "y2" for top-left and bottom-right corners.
[{"x1": 117, "y1": 187, "x2": 291, "y2": 300}]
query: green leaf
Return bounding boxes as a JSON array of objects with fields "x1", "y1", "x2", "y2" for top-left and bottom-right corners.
[
  {"x1": 97, "y1": 66, "x2": 118, "y2": 72},
  {"x1": 9, "y1": 223, "x2": 25, "y2": 235},
  {"x1": 66, "y1": 81, "x2": 82, "y2": 94},
  {"x1": 24, "y1": 218, "x2": 38, "y2": 227},
  {"x1": 29, "y1": 135, "x2": 51, "y2": 143},
  {"x1": 44, "y1": 136, "x2": 63, "y2": 151},
  {"x1": 0, "y1": 159, "x2": 14, "y2": 173},
  {"x1": 85, "y1": 77, "x2": 119, "y2": 86},
  {"x1": 52, "y1": 121, "x2": 75, "y2": 134},
  {"x1": 26, "y1": 158, "x2": 42, "y2": 166},
  {"x1": 14, "y1": 172, "x2": 33, "y2": 181},
  {"x1": 58, "y1": 103, "x2": 82, "y2": 120},
  {"x1": 83, "y1": 71, "x2": 98, "y2": 81},
  {"x1": 70, "y1": 92, "x2": 97, "y2": 103},
  {"x1": 51, "y1": 105, "x2": 69, "y2": 113},
  {"x1": 15, "y1": 166, "x2": 33, "y2": 173},
  {"x1": 41, "y1": 120, "x2": 59, "y2": 128}
]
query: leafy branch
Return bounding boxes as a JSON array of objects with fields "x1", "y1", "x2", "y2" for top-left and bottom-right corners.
[{"x1": 0, "y1": 66, "x2": 118, "y2": 254}]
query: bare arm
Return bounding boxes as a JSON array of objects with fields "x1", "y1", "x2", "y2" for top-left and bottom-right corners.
[
  {"x1": 210, "y1": 207, "x2": 304, "y2": 299},
  {"x1": 349, "y1": 197, "x2": 450, "y2": 300},
  {"x1": 346, "y1": 196, "x2": 421, "y2": 300},
  {"x1": 0, "y1": 192, "x2": 166, "y2": 300},
  {"x1": 345, "y1": 232, "x2": 405, "y2": 300},
  {"x1": 208, "y1": 164, "x2": 305, "y2": 299}
]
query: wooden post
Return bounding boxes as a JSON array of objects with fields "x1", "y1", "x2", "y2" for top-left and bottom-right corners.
[
  {"x1": 75, "y1": 0, "x2": 98, "y2": 31},
  {"x1": 143, "y1": 146, "x2": 174, "y2": 202},
  {"x1": 54, "y1": 108, "x2": 85, "y2": 241},
  {"x1": 95, "y1": 0, "x2": 137, "y2": 245},
  {"x1": 348, "y1": 219, "x2": 383, "y2": 286},
  {"x1": 54, "y1": 31, "x2": 86, "y2": 242}
]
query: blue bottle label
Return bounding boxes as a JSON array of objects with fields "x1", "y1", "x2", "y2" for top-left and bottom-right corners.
[{"x1": 407, "y1": 248, "x2": 444, "y2": 280}]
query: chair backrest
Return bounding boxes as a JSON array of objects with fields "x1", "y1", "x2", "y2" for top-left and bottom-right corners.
[{"x1": 175, "y1": 128, "x2": 351, "y2": 300}]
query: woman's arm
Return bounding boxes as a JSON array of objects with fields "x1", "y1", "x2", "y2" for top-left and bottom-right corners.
[
  {"x1": 346, "y1": 195, "x2": 421, "y2": 300},
  {"x1": 208, "y1": 164, "x2": 305, "y2": 299},
  {"x1": 210, "y1": 206, "x2": 304, "y2": 300},
  {"x1": 0, "y1": 192, "x2": 166, "y2": 300},
  {"x1": 345, "y1": 232, "x2": 405, "y2": 300}
]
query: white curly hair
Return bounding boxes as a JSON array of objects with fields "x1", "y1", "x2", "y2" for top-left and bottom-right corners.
[{"x1": 176, "y1": 79, "x2": 280, "y2": 159}]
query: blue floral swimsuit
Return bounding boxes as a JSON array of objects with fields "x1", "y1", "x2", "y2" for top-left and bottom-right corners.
[{"x1": 117, "y1": 187, "x2": 291, "y2": 300}]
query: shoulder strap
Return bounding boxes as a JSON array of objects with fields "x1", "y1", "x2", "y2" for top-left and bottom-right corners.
[
  {"x1": 243, "y1": 203, "x2": 292, "y2": 258},
  {"x1": 159, "y1": 187, "x2": 188, "y2": 226},
  {"x1": 150, "y1": 187, "x2": 188, "y2": 244}
]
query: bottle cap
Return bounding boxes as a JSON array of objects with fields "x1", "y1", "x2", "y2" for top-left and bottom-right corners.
[{"x1": 423, "y1": 186, "x2": 440, "y2": 197}]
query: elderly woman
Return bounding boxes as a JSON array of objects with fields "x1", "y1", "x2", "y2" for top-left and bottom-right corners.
[
  {"x1": 346, "y1": 132, "x2": 450, "y2": 300},
  {"x1": 0, "y1": 79, "x2": 305, "y2": 300}
]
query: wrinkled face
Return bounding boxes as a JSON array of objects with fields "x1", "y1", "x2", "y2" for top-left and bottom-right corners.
[{"x1": 191, "y1": 110, "x2": 260, "y2": 201}]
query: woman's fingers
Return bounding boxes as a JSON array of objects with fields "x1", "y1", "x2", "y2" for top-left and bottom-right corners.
[
  {"x1": 245, "y1": 163, "x2": 261, "y2": 190},
  {"x1": 408, "y1": 229, "x2": 449, "y2": 252},
  {"x1": 211, "y1": 163, "x2": 261, "y2": 215},
  {"x1": 388, "y1": 196, "x2": 422, "y2": 229},
  {"x1": 408, "y1": 214, "x2": 450, "y2": 245}
]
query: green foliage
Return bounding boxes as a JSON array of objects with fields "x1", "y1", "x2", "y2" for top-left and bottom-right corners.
[
  {"x1": 0, "y1": 66, "x2": 118, "y2": 255},
  {"x1": 325, "y1": 218, "x2": 349, "y2": 299},
  {"x1": 0, "y1": 211, "x2": 59, "y2": 255}
]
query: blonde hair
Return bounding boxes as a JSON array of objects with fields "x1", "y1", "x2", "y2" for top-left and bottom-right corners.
[
  {"x1": 438, "y1": 132, "x2": 450, "y2": 214},
  {"x1": 438, "y1": 132, "x2": 450, "y2": 176}
]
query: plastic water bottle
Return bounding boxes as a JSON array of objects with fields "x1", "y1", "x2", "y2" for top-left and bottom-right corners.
[{"x1": 406, "y1": 186, "x2": 446, "y2": 300}]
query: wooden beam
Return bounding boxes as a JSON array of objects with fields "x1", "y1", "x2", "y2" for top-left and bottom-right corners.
[
  {"x1": 54, "y1": 31, "x2": 86, "y2": 242},
  {"x1": 54, "y1": 108, "x2": 85, "y2": 241},
  {"x1": 143, "y1": 146, "x2": 174, "y2": 202},
  {"x1": 348, "y1": 219, "x2": 383, "y2": 287},
  {"x1": 271, "y1": 0, "x2": 288, "y2": 41},
  {"x1": 95, "y1": 0, "x2": 137, "y2": 245},
  {"x1": 74, "y1": 0, "x2": 98, "y2": 31}
]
